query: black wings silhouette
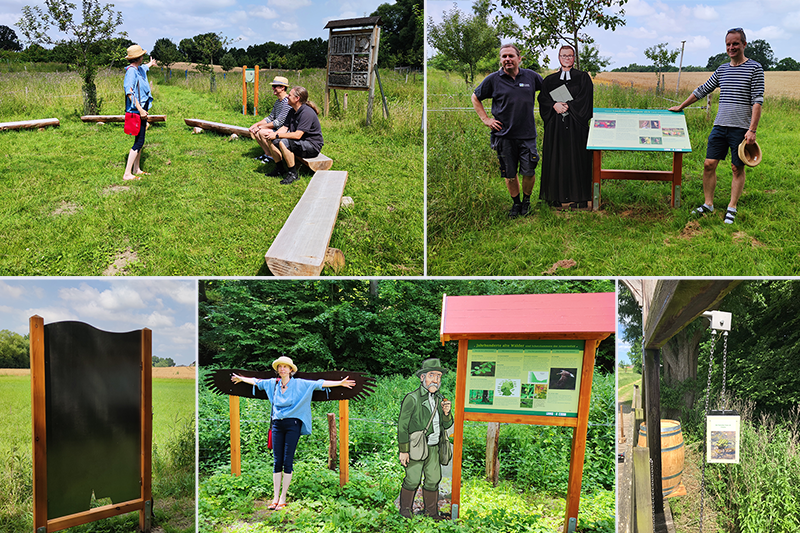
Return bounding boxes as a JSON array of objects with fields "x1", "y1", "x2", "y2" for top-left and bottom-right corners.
[{"x1": 203, "y1": 368, "x2": 377, "y2": 402}]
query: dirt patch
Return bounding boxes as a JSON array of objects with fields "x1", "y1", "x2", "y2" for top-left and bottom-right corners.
[
  {"x1": 51, "y1": 201, "x2": 81, "y2": 216},
  {"x1": 152, "y1": 366, "x2": 196, "y2": 379},
  {"x1": 733, "y1": 231, "x2": 765, "y2": 247},
  {"x1": 100, "y1": 185, "x2": 130, "y2": 196},
  {"x1": 102, "y1": 248, "x2": 139, "y2": 276},
  {"x1": 542, "y1": 259, "x2": 577, "y2": 275},
  {"x1": 595, "y1": 71, "x2": 800, "y2": 100},
  {"x1": 678, "y1": 220, "x2": 703, "y2": 240}
]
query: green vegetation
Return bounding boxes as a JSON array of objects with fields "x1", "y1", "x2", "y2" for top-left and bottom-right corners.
[
  {"x1": 427, "y1": 68, "x2": 800, "y2": 276},
  {"x1": 616, "y1": 366, "x2": 641, "y2": 405},
  {"x1": 0, "y1": 67, "x2": 423, "y2": 275},
  {"x1": 198, "y1": 371, "x2": 615, "y2": 532},
  {"x1": 0, "y1": 376, "x2": 195, "y2": 533}
]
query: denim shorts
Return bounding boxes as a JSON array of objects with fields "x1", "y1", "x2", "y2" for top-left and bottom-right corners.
[
  {"x1": 275, "y1": 138, "x2": 321, "y2": 159},
  {"x1": 706, "y1": 125, "x2": 747, "y2": 167},
  {"x1": 491, "y1": 136, "x2": 539, "y2": 179}
]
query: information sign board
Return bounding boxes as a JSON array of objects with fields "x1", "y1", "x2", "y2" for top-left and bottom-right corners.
[
  {"x1": 466, "y1": 339, "x2": 584, "y2": 418},
  {"x1": 587, "y1": 108, "x2": 692, "y2": 152}
]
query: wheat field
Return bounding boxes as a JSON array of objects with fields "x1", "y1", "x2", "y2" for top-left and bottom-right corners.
[{"x1": 594, "y1": 71, "x2": 800, "y2": 99}]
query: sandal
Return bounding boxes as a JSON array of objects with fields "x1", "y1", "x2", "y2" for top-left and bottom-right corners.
[
  {"x1": 268, "y1": 500, "x2": 279, "y2": 510},
  {"x1": 694, "y1": 204, "x2": 714, "y2": 215},
  {"x1": 724, "y1": 208, "x2": 737, "y2": 224},
  {"x1": 275, "y1": 502, "x2": 287, "y2": 510}
]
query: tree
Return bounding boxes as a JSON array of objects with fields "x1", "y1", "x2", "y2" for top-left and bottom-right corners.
[
  {"x1": 220, "y1": 52, "x2": 236, "y2": 72},
  {"x1": 644, "y1": 42, "x2": 679, "y2": 92},
  {"x1": 493, "y1": 0, "x2": 627, "y2": 71},
  {"x1": 427, "y1": 0, "x2": 498, "y2": 85},
  {"x1": 775, "y1": 57, "x2": 800, "y2": 71},
  {"x1": 151, "y1": 37, "x2": 183, "y2": 77},
  {"x1": 17, "y1": 0, "x2": 126, "y2": 114},
  {"x1": 0, "y1": 330, "x2": 28, "y2": 368},
  {"x1": 192, "y1": 32, "x2": 233, "y2": 92},
  {"x1": 745, "y1": 39, "x2": 775, "y2": 70},
  {"x1": 706, "y1": 51, "x2": 728, "y2": 70},
  {"x1": 578, "y1": 37, "x2": 610, "y2": 75},
  {"x1": 372, "y1": 0, "x2": 423, "y2": 67},
  {"x1": 152, "y1": 356, "x2": 175, "y2": 367},
  {"x1": 0, "y1": 25, "x2": 22, "y2": 51}
]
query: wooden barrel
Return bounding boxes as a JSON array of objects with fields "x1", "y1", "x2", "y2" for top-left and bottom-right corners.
[{"x1": 637, "y1": 419, "x2": 685, "y2": 497}]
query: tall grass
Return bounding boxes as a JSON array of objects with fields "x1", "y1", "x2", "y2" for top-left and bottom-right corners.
[{"x1": 427, "y1": 68, "x2": 800, "y2": 276}]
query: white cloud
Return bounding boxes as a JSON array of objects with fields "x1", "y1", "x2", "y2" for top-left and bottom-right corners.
[
  {"x1": 59, "y1": 284, "x2": 146, "y2": 311},
  {"x1": 142, "y1": 311, "x2": 175, "y2": 328},
  {"x1": 692, "y1": 4, "x2": 718, "y2": 21},
  {"x1": 750, "y1": 25, "x2": 788, "y2": 41},
  {"x1": 624, "y1": 27, "x2": 659, "y2": 40},
  {"x1": 272, "y1": 20, "x2": 300, "y2": 33},
  {"x1": 0, "y1": 281, "x2": 25, "y2": 300},
  {"x1": 269, "y1": 0, "x2": 313, "y2": 10},
  {"x1": 686, "y1": 35, "x2": 712, "y2": 51},
  {"x1": 251, "y1": 6, "x2": 279, "y2": 19},
  {"x1": 624, "y1": 0, "x2": 656, "y2": 17},
  {"x1": 784, "y1": 11, "x2": 800, "y2": 31}
]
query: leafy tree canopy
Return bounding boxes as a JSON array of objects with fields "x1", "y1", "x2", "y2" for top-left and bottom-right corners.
[
  {"x1": 0, "y1": 24, "x2": 22, "y2": 51},
  {"x1": 0, "y1": 329, "x2": 28, "y2": 368},
  {"x1": 372, "y1": 0, "x2": 423, "y2": 67}
]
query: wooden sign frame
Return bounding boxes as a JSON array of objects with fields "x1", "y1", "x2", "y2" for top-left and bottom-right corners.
[
  {"x1": 29, "y1": 315, "x2": 152, "y2": 533},
  {"x1": 440, "y1": 293, "x2": 614, "y2": 532}
]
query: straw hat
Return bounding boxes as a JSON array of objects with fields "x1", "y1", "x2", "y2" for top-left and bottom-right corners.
[
  {"x1": 270, "y1": 76, "x2": 289, "y2": 87},
  {"x1": 125, "y1": 44, "x2": 147, "y2": 60},
  {"x1": 272, "y1": 356, "x2": 297, "y2": 373},
  {"x1": 738, "y1": 139, "x2": 762, "y2": 167}
]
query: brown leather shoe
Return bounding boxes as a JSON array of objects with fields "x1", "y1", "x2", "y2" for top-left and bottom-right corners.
[{"x1": 422, "y1": 489, "x2": 443, "y2": 520}]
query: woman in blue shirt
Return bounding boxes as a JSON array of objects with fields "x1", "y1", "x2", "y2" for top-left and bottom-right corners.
[
  {"x1": 123, "y1": 44, "x2": 156, "y2": 181},
  {"x1": 232, "y1": 356, "x2": 354, "y2": 510}
]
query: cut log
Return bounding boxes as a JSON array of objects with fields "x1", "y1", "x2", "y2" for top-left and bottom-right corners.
[
  {"x1": 265, "y1": 170, "x2": 348, "y2": 276},
  {"x1": 0, "y1": 118, "x2": 59, "y2": 131},
  {"x1": 299, "y1": 153, "x2": 333, "y2": 171},
  {"x1": 184, "y1": 118, "x2": 251, "y2": 138},
  {"x1": 81, "y1": 115, "x2": 166, "y2": 123}
]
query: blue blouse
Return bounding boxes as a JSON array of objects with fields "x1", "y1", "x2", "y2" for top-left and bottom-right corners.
[
  {"x1": 124, "y1": 64, "x2": 153, "y2": 114},
  {"x1": 254, "y1": 377, "x2": 326, "y2": 435}
]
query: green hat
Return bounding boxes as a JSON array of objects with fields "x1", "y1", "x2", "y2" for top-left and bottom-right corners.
[{"x1": 416, "y1": 358, "x2": 448, "y2": 376}]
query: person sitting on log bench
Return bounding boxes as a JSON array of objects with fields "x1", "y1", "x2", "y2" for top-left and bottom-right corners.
[
  {"x1": 261, "y1": 86, "x2": 324, "y2": 185},
  {"x1": 249, "y1": 76, "x2": 290, "y2": 164}
]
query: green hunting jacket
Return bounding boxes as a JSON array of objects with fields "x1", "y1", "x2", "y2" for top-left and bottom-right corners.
[{"x1": 397, "y1": 386, "x2": 454, "y2": 453}]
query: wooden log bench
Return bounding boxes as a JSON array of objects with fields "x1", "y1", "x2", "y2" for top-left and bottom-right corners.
[
  {"x1": 82, "y1": 115, "x2": 166, "y2": 123},
  {"x1": 184, "y1": 118, "x2": 333, "y2": 169},
  {"x1": 0, "y1": 118, "x2": 59, "y2": 131},
  {"x1": 265, "y1": 170, "x2": 348, "y2": 276}
]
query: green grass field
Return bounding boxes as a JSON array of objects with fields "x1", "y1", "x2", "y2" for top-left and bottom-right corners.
[
  {"x1": 0, "y1": 375, "x2": 195, "y2": 533},
  {"x1": 427, "y1": 69, "x2": 800, "y2": 276},
  {"x1": 617, "y1": 367, "x2": 642, "y2": 405},
  {"x1": 0, "y1": 67, "x2": 423, "y2": 276}
]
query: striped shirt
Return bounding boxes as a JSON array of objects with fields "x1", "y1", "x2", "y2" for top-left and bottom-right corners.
[
  {"x1": 265, "y1": 96, "x2": 290, "y2": 128},
  {"x1": 693, "y1": 59, "x2": 764, "y2": 129}
]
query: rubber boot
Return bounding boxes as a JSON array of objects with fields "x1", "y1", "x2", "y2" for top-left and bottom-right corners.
[
  {"x1": 422, "y1": 489, "x2": 443, "y2": 520},
  {"x1": 399, "y1": 487, "x2": 415, "y2": 519}
]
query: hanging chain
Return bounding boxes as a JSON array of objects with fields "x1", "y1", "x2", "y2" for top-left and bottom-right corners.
[
  {"x1": 699, "y1": 329, "x2": 718, "y2": 532},
  {"x1": 720, "y1": 331, "x2": 729, "y2": 412}
]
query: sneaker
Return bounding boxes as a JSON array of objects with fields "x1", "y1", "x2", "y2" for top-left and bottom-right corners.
[
  {"x1": 520, "y1": 200, "x2": 531, "y2": 216},
  {"x1": 266, "y1": 164, "x2": 283, "y2": 177},
  {"x1": 508, "y1": 203, "x2": 523, "y2": 218},
  {"x1": 280, "y1": 169, "x2": 299, "y2": 185},
  {"x1": 723, "y1": 207, "x2": 737, "y2": 224},
  {"x1": 693, "y1": 204, "x2": 714, "y2": 216}
]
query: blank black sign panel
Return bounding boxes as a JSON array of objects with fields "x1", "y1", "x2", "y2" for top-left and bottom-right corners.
[{"x1": 43, "y1": 321, "x2": 142, "y2": 519}]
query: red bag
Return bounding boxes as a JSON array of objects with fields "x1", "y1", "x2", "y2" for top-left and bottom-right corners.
[
  {"x1": 267, "y1": 425, "x2": 273, "y2": 450},
  {"x1": 124, "y1": 112, "x2": 140, "y2": 136}
]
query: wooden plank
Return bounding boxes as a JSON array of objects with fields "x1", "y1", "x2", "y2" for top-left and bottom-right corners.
[
  {"x1": 563, "y1": 339, "x2": 597, "y2": 532},
  {"x1": 600, "y1": 169, "x2": 675, "y2": 182},
  {"x1": 644, "y1": 348, "x2": 663, "y2": 515},
  {"x1": 184, "y1": 118, "x2": 251, "y2": 138},
  {"x1": 30, "y1": 315, "x2": 47, "y2": 531},
  {"x1": 81, "y1": 115, "x2": 166, "y2": 123},
  {"x1": 140, "y1": 328, "x2": 153, "y2": 532},
  {"x1": 265, "y1": 170, "x2": 348, "y2": 276},
  {"x1": 633, "y1": 447, "x2": 654, "y2": 533},
  {"x1": 48, "y1": 499, "x2": 147, "y2": 532},
  {"x1": 451, "y1": 339, "x2": 469, "y2": 518},
  {"x1": 1, "y1": 118, "x2": 59, "y2": 131},
  {"x1": 230, "y1": 396, "x2": 241, "y2": 476},
  {"x1": 327, "y1": 413, "x2": 338, "y2": 470},
  {"x1": 299, "y1": 153, "x2": 333, "y2": 171},
  {"x1": 339, "y1": 400, "x2": 349, "y2": 486},
  {"x1": 485, "y1": 422, "x2": 500, "y2": 485},
  {"x1": 464, "y1": 411, "x2": 579, "y2": 427}
]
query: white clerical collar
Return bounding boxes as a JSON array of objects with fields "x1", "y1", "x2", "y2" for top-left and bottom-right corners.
[{"x1": 560, "y1": 69, "x2": 571, "y2": 81}]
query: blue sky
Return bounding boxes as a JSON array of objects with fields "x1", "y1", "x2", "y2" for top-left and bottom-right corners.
[
  {"x1": 0, "y1": 0, "x2": 388, "y2": 53},
  {"x1": 0, "y1": 279, "x2": 197, "y2": 366},
  {"x1": 427, "y1": 0, "x2": 800, "y2": 70}
]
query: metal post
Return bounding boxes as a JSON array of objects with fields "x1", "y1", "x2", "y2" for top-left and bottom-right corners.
[{"x1": 675, "y1": 41, "x2": 686, "y2": 97}]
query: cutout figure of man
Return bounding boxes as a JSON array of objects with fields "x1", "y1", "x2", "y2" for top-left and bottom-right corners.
[
  {"x1": 397, "y1": 358, "x2": 453, "y2": 519},
  {"x1": 669, "y1": 28, "x2": 764, "y2": 224},
  {"x1": 472, "y1": 44, "x2": 544, "y2": 218}
]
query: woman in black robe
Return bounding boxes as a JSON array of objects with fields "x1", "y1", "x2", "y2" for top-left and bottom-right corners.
[{"x1": 538, "y1": 45, "x2": 594, "y2": 208}]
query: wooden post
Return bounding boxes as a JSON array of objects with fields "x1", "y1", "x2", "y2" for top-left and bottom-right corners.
[
  {"x1": 327, "y1": 413, "x2": 338, "y2": 470},
  {"x1": 563, "y1": 339, "x2": 598, "y2": 532},
  {"x1": 365, "y1": 24, "x2": 381, "y2": 126},
  {"x1": 30, "y1": 315, "x2": 47, "y2": 533},
  {"x1": 485, "y1": 422, "x2": 500, "y2": 486},
  {"x1": 242, "y1": 66, "x2": 247, "y2": 115},
  {"x1": 344, "y1": 92, "x2": 348, "y2": 111},
  {"x1": 592, "y1": 150, "x2": 602, "y2": 211},
  {"x1": 140, "y1": 328, "x2": 153, "y2": 532},
  {"x1": 644, "y1": 348, "x2": 663, "y2": 515},
  {"x1": 671, "y1": 152, "x2": 682, "y2": 208},
  {"x1": 254, "y1": 65, "x2": 259, "y2": 116},
  {"x1": 451, "y1": 339, "x2": 469, "y2": 518},
  {"x1": 339, "y1": 400, "x2": 349, "y2": 486},
  {"x1": 633, "y1": 447, "x2": 655, "y2": 533},
  {"x1": 230, "y1": 395, "x2": 241, "y2": 476}
]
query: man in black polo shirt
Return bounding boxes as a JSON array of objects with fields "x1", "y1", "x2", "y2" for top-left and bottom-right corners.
[{"x1": 472, "y1": 44, "x2": 544, "y2": 217}]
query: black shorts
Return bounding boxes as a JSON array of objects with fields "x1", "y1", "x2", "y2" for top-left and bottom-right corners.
[
  {"x1": 706, "y1": 125, "x2": 747, "y2": 167},
  {"x1": 491, "y1": 136, "x2": 539, "y2": 179},
  {"x1": 275, "y1": 138, "x2": 321, "y2": 159}
]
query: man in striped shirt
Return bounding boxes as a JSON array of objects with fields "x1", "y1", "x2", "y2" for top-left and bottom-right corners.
[{"x1": 669, "y1": 28, "x2": 764, "y2": 224}]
